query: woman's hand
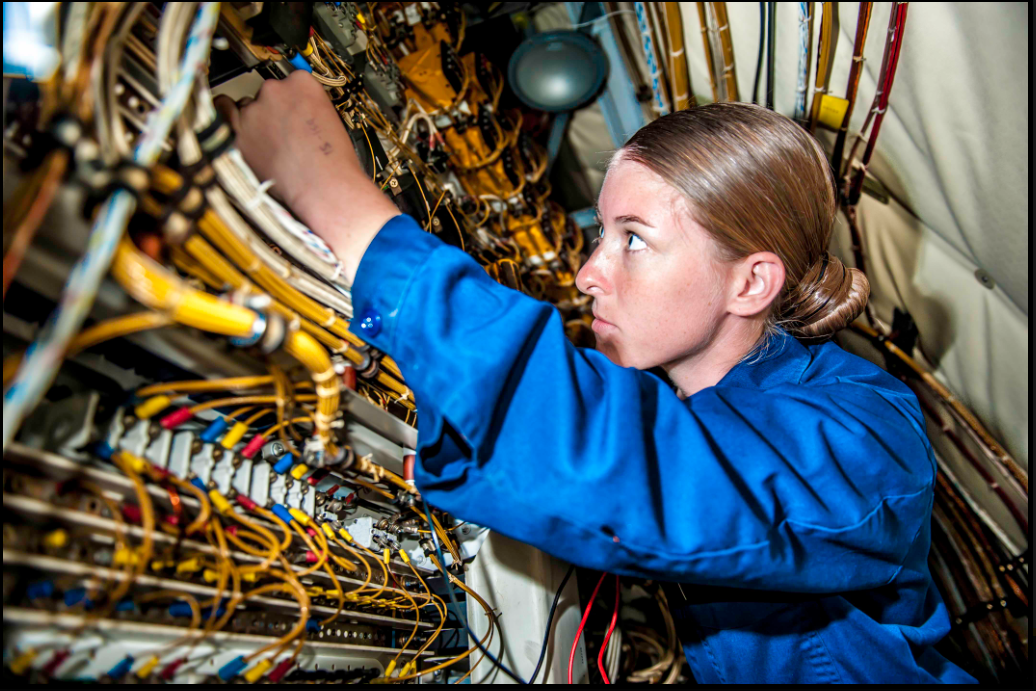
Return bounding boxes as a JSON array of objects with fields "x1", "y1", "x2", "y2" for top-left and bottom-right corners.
[{"x1": 214, "y1": 70, "x2": 398, "y2": 284}]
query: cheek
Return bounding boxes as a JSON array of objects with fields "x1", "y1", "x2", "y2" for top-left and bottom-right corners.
[{"x1": 610, "y1": 259, "x2": 724, "y2": 365}]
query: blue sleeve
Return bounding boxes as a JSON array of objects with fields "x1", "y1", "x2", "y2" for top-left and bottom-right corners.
[{"x1": 350, "y1": 215, "x2": 936, "y2": 593}]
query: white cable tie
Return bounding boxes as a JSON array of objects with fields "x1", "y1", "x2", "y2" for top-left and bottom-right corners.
[
  {"x1": 329, "y1": 262, "x2": 343, "y2": 282},
  {"x1": 873, "y1": 105, "x2": 888, "y2": 115},
  {"x1": 245, "y1": 179, "x2": 275, "y2": 211},
  {"x1": 669, "y1": 47, "x2": 685, "y2": 58}
]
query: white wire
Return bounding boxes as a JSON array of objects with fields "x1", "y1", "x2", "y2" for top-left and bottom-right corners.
[
  {"x1": 2, "y1": 2, "x2": 221, "y2": 451},
  {"x1": 569, "y1": 9, "x2": 636, "y2": 30},
  {"x1": 793, "y1": 3, "x2": 811, "y2": 121}
]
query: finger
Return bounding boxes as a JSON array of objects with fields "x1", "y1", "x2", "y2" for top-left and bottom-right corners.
[
  {"x1": 212, "y1": 94, "x2": 241, "y2": 132},
  {"x1": 235, "y1": 96, "x2": 254, "y2": 109}
]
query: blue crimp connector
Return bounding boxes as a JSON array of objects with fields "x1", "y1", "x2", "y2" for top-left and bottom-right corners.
[
  {"x1": 273, "y1": 452, "x2": 294, "y2": 475},
  {"x1": 94, "y1": 441, "x2": 115, "y2": 460},
  {"x1": 27, "y1": 579, "x2": 55, "y2": 600},
  {"x1": 115, "y1": 599, "x2": 135, "y2": 612},
  {"x1": 289, "y1": 52, "x2": 312, "y2": 73},
  {"x1": 199, "y1": 417, "x2": 230, "y2": 444},
  {"x1": 64, "y1": 587, "x2": 92, "y2": 609},
  {"x1": 306, "y1": 620, "x2": 321, "y2": 633},
  {"x1": 107, "y1": 656, "x2": 134, "y2": 679},
  {"x1": 271, "y1": 503, "x2": 294, "y2": 526},
  {"x1": 170, "y1": 600, "x2": 226, "y2": 619},
  {"x1": 190, "y1": 477, "x2": 207, "y2": 492},
  {"x1": 218, "y1": 655, "x2": 248, "y2": 681}
]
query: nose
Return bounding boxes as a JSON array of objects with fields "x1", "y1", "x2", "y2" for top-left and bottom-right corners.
[{"x1": 576, "y1": 242, "x2": 612, "y2": 296}]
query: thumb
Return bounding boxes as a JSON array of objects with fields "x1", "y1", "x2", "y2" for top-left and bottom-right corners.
[{"x1": 212, "y1": 94, "x2": 241, "y2": 132}]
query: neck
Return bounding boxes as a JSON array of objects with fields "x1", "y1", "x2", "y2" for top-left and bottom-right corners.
[{"x1": 664, "y1": 316, "x2": 765, "y2": 398}]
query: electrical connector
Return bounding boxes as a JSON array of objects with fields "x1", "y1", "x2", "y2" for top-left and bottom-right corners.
[
  {"x1": 27, "y1": 579, "x2": 54, "y2": 600},
  {"x1": 136, "y1": 655, "x2": 160, "y2": 679},
  {"x1": 107, "y1": 655, "x2": 134, "y2": 680},
  {"x1": 218, "y1": 655, "x2": 247, "y2": 681},
  {"x1": 175, "y1": 557, "x2": 202, "y2": 575},
  {"x1": 273, "y1": 453, "x2": 294, "y2": 474},
  {"x1": 159, "y1": 658, "x2": 186, "y2": 681},
  {"x1": 241, "y1": 434, "x2": 266, "y2": 459},
  {"x1": 271, "y1": 503, "x2": 294, "y2": 526},
  {"x1": 267, "y1": 659, "x2": 295, "y2": 683},
  {"x1": 208, "y1": 489, "x2": 232, "y2": 515},
  {"x1": 159, "y1": 406, "x2": 193, "y2": 429},
  {"x1": 9, "y1": 648, "x2": 38, "y2": 676},
  {"x1": 134, "y1": 395, "x2": 172, "y2": 420},
  {"x1": 41, "y1": 649, "x2": 70, "y2": 677},
  {"x1": 235, "y1": 494, "x2": 258, "y2": 511},
  {"x1": 243, "y1": 658, "x2": 273, "y2": 683},
  {"x1": 288, "y1": 506, "x2": 312, "y2": 526},
  {"x1": 221, "y1": 421, "x2": 249, "y2": 449},
  {"x1": 42, "y1": 528, "x2": 68, "y2": 549},
  {"x1": 199, "y1": 417, "x2": 230, "y2": 444},
  {"x1": 289, "y1": 463, "x2": 311, "y2": 480}
]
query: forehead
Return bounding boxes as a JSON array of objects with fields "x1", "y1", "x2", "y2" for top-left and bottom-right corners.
[{"x1": 598, "y1": 157, "x2": 701, "y2": 237}]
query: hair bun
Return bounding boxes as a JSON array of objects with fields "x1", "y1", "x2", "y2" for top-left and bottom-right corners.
[{"x1": 779, "y1": 253, "x2": 870, "y2": 340}]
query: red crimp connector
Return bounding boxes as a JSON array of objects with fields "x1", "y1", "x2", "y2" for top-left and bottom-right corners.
[
  {"x1": 403, "y1": 454, "x2": 416, "y2": 483},
  {"x1": 306, "y1": 468, "x2": 330, "y2": 486},
  {"x1": 341, "y1": 364, "x2": 357, "y2": 391},
  {"x1": 235, "y1": 494, "x2": 257, "y2": 511},
  {"x1": 160, "y1": 658, "x2": 186, "y2": 681},
  {"x1": 159, "y1": 407, "x2": 193, "y2": 430},
  {"x1": 42, "y1": 649, "x2": 70, "y2": 677},
  {"x1": 304, "y1": 550, "x2": 318, "y2": 564},
  {"x1": 326, "y1": 484, "x2": 340, "y2": 497},
  {"x1": 162, "y1": 514, "x2": 180, "y2": 527},
  {"x1": 267, "y1": 659, "x2": 295, "y2": 683},
  {"x1": 344, "y1": 492, "x2": 356, "y2": 505},
  {"x1": 306, "y1": 527, "x2": 318, "y2": 538},
  {"x1": 225, "y1": 525, "x2": 239, "y2": 536},
  {"x1": 241, "y1": 434, "x2": 266, "y2": 459},
  {"x1": 122, "y1": 504, "x2": 142, "y2": 524}
]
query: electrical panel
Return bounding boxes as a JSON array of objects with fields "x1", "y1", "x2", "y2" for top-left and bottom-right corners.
[{"x1": 3, "y1": 2, "x2": 589, "y2": 684}]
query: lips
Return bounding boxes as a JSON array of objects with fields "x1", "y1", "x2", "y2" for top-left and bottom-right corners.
[{"x1": 591, "y1": 308, "x2": 617, "y2": 334}]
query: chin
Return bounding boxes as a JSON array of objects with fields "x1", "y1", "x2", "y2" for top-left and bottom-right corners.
[{"x1": 594, "y1": 338, "x2": 630, "y2": 368}]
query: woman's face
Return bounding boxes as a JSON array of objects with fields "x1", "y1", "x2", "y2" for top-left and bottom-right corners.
[{"x1": 575, "y1": 157, "x2": 732, "y2": 370}]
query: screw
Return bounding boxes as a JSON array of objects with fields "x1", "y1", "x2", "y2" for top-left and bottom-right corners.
[{"x1": 389, "y1": 178, "x2": 399, "y2": 188}]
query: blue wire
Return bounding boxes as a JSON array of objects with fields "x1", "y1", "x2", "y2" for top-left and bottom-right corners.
[{"x1": 421, "y1": 501, "x2": 527, "y2": 684}]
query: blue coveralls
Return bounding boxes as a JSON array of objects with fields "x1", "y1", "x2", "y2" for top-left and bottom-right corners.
[{"x1": 349, "y1": 215, "x2": 976, "y2": 684}]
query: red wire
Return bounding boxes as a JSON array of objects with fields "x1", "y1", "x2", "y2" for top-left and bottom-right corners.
[
  {"x1": 597, "y1": 575, "x2": 621, "y2": 684},
  {"x1": 567, "y1": 571, "x2": 609, "y2": 684}
]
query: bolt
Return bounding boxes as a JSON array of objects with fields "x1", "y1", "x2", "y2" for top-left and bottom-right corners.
[
  {"x1": 389, "y1": 178, "x2": 399, "y2": 188},
  {"x1": 212, "y1": 448, "x2": 224, "y2": 462}
]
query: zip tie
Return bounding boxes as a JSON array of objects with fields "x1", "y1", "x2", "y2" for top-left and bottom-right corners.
[
  {"x1": 669, "y1": 47, "x2": 685, "y2": 58},
  {"x1": 244, "y1": 179, "x2": 275, "y2": 211}
]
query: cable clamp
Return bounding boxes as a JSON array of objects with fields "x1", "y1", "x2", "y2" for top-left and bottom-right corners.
[
  {"x1": 243, "y1": 179, "x2": 275, "y2": 211},
  {"x1": 195, "y1": 114, "x2": 236, "y2": 162}
]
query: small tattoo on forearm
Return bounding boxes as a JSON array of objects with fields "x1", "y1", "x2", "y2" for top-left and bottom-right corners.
[{"x1": 306, "y1": 117, "x2": 334, "y2": 156}]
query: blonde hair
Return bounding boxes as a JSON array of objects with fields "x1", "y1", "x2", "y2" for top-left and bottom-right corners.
[{"x1": 619, "y1": 103, "x2": 869, "y2": 340}]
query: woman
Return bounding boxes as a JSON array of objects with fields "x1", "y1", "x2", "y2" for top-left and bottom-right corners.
[{"x1": 216, "y1": 72, "x2": 974, "y2": 683}]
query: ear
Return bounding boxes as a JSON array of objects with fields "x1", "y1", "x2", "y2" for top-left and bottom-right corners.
[{"x1": 727, "y1": 251, "x2": 785, "y2": 318}]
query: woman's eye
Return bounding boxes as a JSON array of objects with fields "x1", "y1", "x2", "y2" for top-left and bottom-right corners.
[{"x1": 627, "y1": 233, "x2": 647, "y2": 251}]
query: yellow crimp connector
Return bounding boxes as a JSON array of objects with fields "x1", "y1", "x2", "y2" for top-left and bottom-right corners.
[
  {"x1": 134, "y1": 395, "x2": 172, "y2": 420},
  {"x1": 306, "y1": 586, "x2": 325, "y2": 597},
  {"x1": 320, "y1": 523, "x2": 335, "y2": 539},
  {"x1": 221, "y1": 422, "x2": 249, "y2": 449},
  {"x1": 119, "y1": 451, "x2": 150, "y2": 474},
  {"x1": 208, "y1": 490, "x2": 232, "y2": 515},
  {"x1": 398, "y1": 549, "x2": 410, "y2": 564},
  {"x1": 10, "y1": 648, "x2": 37, "y2": 676},
  {"x1": 176, "y1": 558, "x2": 202, "y2": 575},
  {"x1": 136, "y1": 655, "x2": 160, "y2": 679},
  {"x1": 400, "y1": 661, "x2": 416, "y2": 677},
  {"x1": 383, "y1": 547, "x2": 391, "y2": 565},
  {"x1": 288, "y1": 507, "x2": 311, "y2": 526},
  {"x1": 151, "y1": 559, "x2": 173, "y2": 572},
  {"x1": 289, "y1": 463, "x2": 310, "y2": 481},
  {"x1": 113, "y1": 547, "x2": 139, "y2": 567},
  {"x1": 384, "y1": 659, "x2": 397, "y2": 678},
  {"x1": 243, "y1": 658, "x2": 273, "y2": 683},
  {"x1": 204, "y1": 568, "x2": 256, "y2": 583},
  {"x1": 338, "y1": 528, "x2": 354, "y2": 543},
  {"x1": 43, "y1": 529, "x2": 68, "y2": 549}
]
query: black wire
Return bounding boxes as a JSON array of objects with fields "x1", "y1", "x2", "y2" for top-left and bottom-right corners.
[
  {"x1": 529, "y1": 564, "x2": 576, "y2": 683},
  {"x1": 752, "y1": 3, "x2": 766, "y2": 104},
  {"x1": 765, "y1": 2, "x2": 777, "y2": 109},
  {"x1": 422, "y1": 501, "x2": 528, "y2": 684}
]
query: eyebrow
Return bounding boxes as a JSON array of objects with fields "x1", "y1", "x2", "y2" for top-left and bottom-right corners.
[{"x1": 593, "y1": 206, "x2": 655, "y2": 228}]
